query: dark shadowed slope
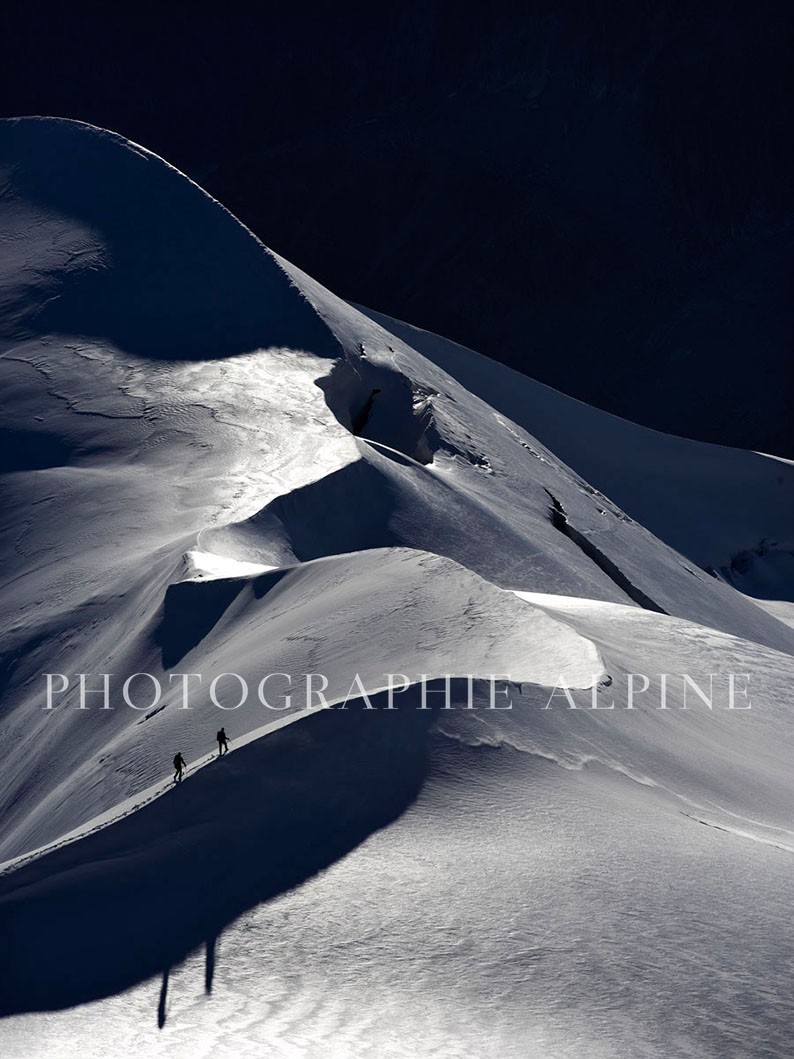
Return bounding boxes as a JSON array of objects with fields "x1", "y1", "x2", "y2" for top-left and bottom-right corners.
[
  {"x1": 0, "y1": 118, "x2": 339, "y2": 360},
  {"x1": 0, "y1": 690, "x2": 437, "y2": 1014}
]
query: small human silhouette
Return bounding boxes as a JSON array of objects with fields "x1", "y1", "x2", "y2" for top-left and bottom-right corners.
[
  {"x1": 216, "y1": 727, "x2": 230, "y2": 756},
  {"x1": 173, "y1": 752, "x2": 186, "y2": 783}
]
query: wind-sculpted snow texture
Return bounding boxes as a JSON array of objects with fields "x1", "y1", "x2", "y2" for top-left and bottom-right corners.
[{"x1": 0, "y1": 120, "x2": 792, "y2": 1059}]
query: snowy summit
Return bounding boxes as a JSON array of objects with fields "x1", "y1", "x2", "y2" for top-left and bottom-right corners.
[{"x1": 0, "y1": 118, "x2": 792, "y2": 1059}]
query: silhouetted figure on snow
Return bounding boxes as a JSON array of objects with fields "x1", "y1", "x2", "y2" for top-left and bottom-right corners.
[
  {"x1": 173, "y1": 752, "x2": 186, "y2": 782},
  {"x1": 216, "y1": 727, "x2": 230, "y2": 756}
]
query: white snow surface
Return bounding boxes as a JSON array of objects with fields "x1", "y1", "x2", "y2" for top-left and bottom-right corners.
[
  {"x1": 357, "y1": 306, "x2": 794, "y2": 600},
  {"x1": 0, "y1": 119, "x2": 792, "y2": 1059}
]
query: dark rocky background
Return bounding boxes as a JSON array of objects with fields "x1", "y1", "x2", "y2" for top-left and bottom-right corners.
[{"x1": 3, "y1": 2, "x2": 791, "y2": 453}]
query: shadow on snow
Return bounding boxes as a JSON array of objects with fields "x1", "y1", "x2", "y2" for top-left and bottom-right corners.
[{"x1": 0, "y1": 684, "x2": 454, "y2": 1017}]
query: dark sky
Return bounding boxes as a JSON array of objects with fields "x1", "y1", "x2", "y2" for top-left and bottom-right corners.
[{"x1": 2, "y1": 3, "x2": 792, "y2": 453}]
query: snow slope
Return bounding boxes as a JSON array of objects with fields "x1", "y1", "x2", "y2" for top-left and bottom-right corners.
[
  {"x1": 358, "y1": 307, "x2": 794, "y2": 601},
  {"x1": 2, "y1": 595, "x2": 792, "y2": 1058},
  {"x1": 0, "y1": 119, "x2": 791, "y2": 1059}
]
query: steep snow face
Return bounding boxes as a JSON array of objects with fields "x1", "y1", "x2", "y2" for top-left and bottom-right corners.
[
  {"x1": 270, "y1": 253, "x2": 793, "y2": 649},
  {"x1": 359, "y1": 307, "x2": 794, "y2": 601},
  {"x1": 0, "y1": 119, "x2": 792, "y2": 1059}
]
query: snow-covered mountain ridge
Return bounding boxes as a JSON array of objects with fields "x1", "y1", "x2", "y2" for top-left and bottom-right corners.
[{"x1": 0, "y1": 118, "x2": 791, "y2": 1059}]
